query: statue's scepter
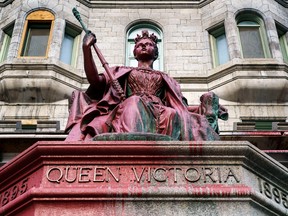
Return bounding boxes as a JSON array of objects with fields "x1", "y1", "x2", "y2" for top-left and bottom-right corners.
[{"x1": 72, "y1": 7, "x2": 126, "y2": 101}]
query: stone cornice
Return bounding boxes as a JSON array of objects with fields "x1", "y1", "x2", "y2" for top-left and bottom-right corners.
[
  {"x1": 1, "y1": 62, "x2": 287, "y2": 87},
  {"x1": 0, "y1": 63, "x2": 88, "y2": 103},
  {"x1": 1, "y1": 62, "x2": 287, "y2": 85},
  {"x1": 0, "y1": 63, "x2": 88, "y2": 86},
  {"x1": 176, "y1": 62, "x2": 288, "y2": 103},
  {"x1": 0, "y1": 62, "x2": 287, "y2": 92},
  {"x1": 78, "y1": 0, "x2": 288, "y2": 8},
  {"x1": 76, "y1": 0, "x2": 214, "y2": 8},
  {"x1": 1, "y1": 0, "x2": 288, "y2": 8},
  {"x1": 175, "y1": 63, "x2": 288, "y2": 85}
]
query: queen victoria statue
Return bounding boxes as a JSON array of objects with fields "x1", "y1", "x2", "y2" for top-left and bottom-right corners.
[{"x1": 65, "y1": 24, "x2": 227, "y2": 141}]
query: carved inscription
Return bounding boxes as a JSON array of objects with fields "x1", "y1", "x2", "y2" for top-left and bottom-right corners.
[
  {"x1": 131, "y1": 167, "x2": 239, "y2": 183},
  {"x1": 46, "y1": 166, "x2": 120, "y2": 183},
  {"x1": 46, "y1": 166, "x2": 240, "y2": 185},
  {"x1": 0, "y1": 178, "x2": 29, "y2": 207},
  {"x1": 258, "y1": 178, "x2": 288, "y2": 209}
]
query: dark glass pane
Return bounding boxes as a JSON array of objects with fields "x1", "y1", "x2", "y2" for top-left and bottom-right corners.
[
  {"x1": 22, "y1": 24, "x2": 51, "y2": 56},
  {"x1": 255, "y1": 121, "x2": 272, "y2": 130},
  {"x1": 239, "y1": 27, "x2": 265, "y2": 58}
]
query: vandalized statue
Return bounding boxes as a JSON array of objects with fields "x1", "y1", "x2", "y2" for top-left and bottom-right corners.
[{"x1": 65, "y1": 30, "x2": 228, "y2": 141}]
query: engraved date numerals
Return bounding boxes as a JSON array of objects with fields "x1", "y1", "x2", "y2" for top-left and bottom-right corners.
[
  {"x1": 258, "y1": 177, "x2": 288, "y2": 209},
  {"x1": 0, "y1": 178, "x2": 29, "y2": 206}
]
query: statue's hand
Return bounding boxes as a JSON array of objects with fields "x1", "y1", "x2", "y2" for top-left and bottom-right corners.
[{"x1": 83, "y1": 32, "x2": 97, "y2": 49}]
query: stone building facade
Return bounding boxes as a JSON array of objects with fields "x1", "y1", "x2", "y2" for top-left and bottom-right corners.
[{"x1": 0, "y1": 0, "x2": 287, "y2": 165}]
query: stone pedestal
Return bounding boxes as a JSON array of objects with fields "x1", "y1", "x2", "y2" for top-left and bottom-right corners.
[{"x1": 0, "y1": 141, "x2": 287, "y2": 216}]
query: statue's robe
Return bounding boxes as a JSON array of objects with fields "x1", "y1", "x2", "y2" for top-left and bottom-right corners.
[{"x1": 65, "y1": 66, "x2": 219, "y2": 141}]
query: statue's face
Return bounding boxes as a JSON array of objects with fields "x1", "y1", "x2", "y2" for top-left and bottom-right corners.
[
  {"x1": 134, "y1": 38, "x2": 157, "y2": 61},
  {"x1": 206, "y1": 111, "x2": 218, "y2": 132},
  {"x1": 200, "y1": 93, "x2": 219, "y2": 132}
]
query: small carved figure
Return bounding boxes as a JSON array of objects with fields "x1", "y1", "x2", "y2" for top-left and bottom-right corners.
[
  {"x1": 65, "y1": 30, "x2": 227, "y2": 141},
  {"x1": 188, "y1": 92, "x2": 228, "y2": 134}
]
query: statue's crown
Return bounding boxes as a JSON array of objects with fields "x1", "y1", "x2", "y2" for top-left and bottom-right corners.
[{"x1": 134, "y1": 30, "x2": 158, "y2": 44}]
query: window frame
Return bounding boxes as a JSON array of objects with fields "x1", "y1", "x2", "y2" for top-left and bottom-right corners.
[
  {"x1": 60, "y1": 22, "x2": 82, "y2": 67},
  {"x1": 236, "y1": 13, "x2": 271, "y2": 59},
  {"x1": 276, "y1": 22, "x2": 288, "y2": 63},
  {"x1": 126, "y1": 23, "x2": 163, "y2": 71},
  {"x1": 209, "y1": 25, "x2": 230, "y2": 68},
  {"x1": 18, "y1": 10, "x2": 55, "y2": 58},
  {"x1": 0, "y1": 23, "x2": 14, "y2": 62}
]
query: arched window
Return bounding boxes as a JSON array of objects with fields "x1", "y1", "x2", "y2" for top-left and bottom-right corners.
[
  {"x1": 126, "y1": 23, "x2": 163, "y2": 70},
  {"x1": 18, "y1": 10, "x2": 55, "y2": 57},
  {"x1": 237, "y1": 13, "x2": 270, "y2": 58}
]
